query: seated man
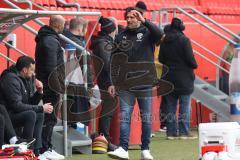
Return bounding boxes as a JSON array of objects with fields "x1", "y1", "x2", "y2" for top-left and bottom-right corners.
[
  {"x1": 0, "y1": 104, "x2": 35, "y2": 147},
  {"x1": 0, "y1": 56, "x2": 53, "y2": 156}
]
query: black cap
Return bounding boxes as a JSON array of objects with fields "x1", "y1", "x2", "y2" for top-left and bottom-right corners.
[
  {"x1": 99, "y1": 16, "x2": 116, "y2": 34},
  {"x1": 136, "y1": 1, "x2": 147, "y2": 14}
]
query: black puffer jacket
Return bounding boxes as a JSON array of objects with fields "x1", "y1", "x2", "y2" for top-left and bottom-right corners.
[
  {"x1": 115, "y1": 20, "x2": 163, "y2": 63},
  {"x1": 90, "y1": 32, "x2": 114, "y2": 89},
  {"x1": 35, "y1": 25, "x2": 64, "y2": 87},
  {"x1": 0, "y1": 65, "x2": 43, "y2": 113},
  {"x1": 159, "y1": 30, "x2": 198, "y2": 95}
]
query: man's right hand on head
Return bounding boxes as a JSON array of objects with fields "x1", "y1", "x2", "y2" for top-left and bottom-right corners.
[{"x1": 43, "y1": 103, "x2": 53, "y2": 113}]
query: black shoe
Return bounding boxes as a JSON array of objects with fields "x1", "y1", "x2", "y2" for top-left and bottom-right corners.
[
  {"x1": 108, "y1": 143, "x2": 118, "y2": 152},
  {"x1": 16, "y1": 138, "x2": 36, "y2": 146}
]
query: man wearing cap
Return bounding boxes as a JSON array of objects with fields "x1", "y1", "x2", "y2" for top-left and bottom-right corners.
[
  {"x1": 108, "y1": 8, "x2": 163, "y2": 160},
  {"x1": 90, "y1": 16, "x2": 118, "y2": 152}
]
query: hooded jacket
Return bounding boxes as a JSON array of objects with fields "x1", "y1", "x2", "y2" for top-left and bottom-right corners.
[
  {"x1": 35, "y1": 25, "x2": 64, "y2": 86},
  {"x1": 90, "y1": 31, "x2": 114, "y2": 89},
  {"x1": 159, "y1": 30, "x2": 198, "y2": 95},
  {"x1": 0, "y1": 65, "x2": 43, "y2": 113},
  {"x1": 115, "y1": 20, "x2": 163, "y2": 63}
]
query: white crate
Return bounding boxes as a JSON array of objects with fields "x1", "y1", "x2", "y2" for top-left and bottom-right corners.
[{"x1": 199, "y1": 122, "x2": 240, "y2": 158}]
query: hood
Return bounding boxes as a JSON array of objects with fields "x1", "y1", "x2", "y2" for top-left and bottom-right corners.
[
  {"x1": 90, "y1": 31, "x2": 114, "y2": 50},
  {"x1": 1, "y1": 65, "x2": 19, "y2": 78},
  {"x1": 35, "y1": 25, "x2": 59, "y2": 42},
  {"x1": 163, "y1": 30, "x2": 184, "y2": 43}
]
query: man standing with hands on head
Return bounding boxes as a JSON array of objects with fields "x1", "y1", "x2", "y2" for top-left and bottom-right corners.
[
  {"x1": 35, "y1": 15, "x2": 65, "y2": 159},
  {"x1": 108, "y1": 8, "x2": 163, "y2": 160}
]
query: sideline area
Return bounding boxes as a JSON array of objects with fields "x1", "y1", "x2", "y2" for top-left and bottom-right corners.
[{"x1": 66, "y1": 132, "x2": 199, "y2": 160}]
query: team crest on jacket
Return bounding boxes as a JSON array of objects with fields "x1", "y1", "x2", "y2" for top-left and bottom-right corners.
[{"x1": 137, "y1": 33, "x2": 143, "y2": 41}]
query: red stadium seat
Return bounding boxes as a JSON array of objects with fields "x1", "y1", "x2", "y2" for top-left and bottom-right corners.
[
  {"x1": 33, "y1": 0, "x2": 43, "y2": 6},
  {"x1": 76, "y1": 0, "x2": 89, "y2": 8},
  {"x1": 41, "y1": 0, "x2": 49, "y2": 6},
  {"x1": 48, "y1": 0, "x2": 57, "y2": 7}
]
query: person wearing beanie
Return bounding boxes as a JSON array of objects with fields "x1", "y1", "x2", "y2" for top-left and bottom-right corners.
[
  {"x1": 90, "y1": 16, "x2": 118, "y2": 152},
  {"x1": 159, "y1": 17, "x2": 198, "y2": 140},
  {"x1": 108, "y1": 8, "x2": 163, "y2": 160},
  {"x1": 135, "y1": 1, "x2": 147, "y2": 14}
]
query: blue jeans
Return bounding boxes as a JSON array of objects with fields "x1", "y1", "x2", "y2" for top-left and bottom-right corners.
[
  {"x1": 119, "y1": 90, "x2": 152, "y2": 151},
  {"x1": 164, "y1": 94, "x2": 191, "y2": 136}
]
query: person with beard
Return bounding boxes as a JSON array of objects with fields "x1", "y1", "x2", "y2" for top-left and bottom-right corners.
[
  {"x1": 159, "y1": 18, "x2": 198, "y2": 140},
  {"x1": 35, "y1": 15, "x2": 65, "y2": 159},
  {"x1": 0, "y1": 56, "x2": 53, "y2": 158},
  {"x1": 108, "y1": 8, "x2": 163, "y2": 160},
  {"x1": 90, "y1": 16, "x2": 118, "y2": 152}
]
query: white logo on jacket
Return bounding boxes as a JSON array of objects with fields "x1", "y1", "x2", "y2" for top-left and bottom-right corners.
[{"x1": 137, "y1": 33, "x2": 143, "y2": 41}]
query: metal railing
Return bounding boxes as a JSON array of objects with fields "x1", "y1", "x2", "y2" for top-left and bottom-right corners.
[
  {"x1": 1, "y1": 0, "x2": 101, "y2": 156},
  {"x1": 157, "y1": 6, "x2": 239, "y2": 89}
]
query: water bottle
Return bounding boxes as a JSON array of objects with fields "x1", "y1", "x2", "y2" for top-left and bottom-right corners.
[
  {"x1": 76, "y1": 122, "x2": 85, "y2": 134},
  {"x1": 229, "y1": 44, "x2": 240, "y2": 122}
]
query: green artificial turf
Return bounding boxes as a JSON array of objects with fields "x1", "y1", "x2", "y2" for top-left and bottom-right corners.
[{"x1": 66, "y1": 132, "x2": 199, "y2": 160}]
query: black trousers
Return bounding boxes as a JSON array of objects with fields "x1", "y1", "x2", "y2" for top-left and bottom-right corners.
[
  {"x1": 98, "y1": 90, "x2": 117, "y2": 141},
  {"x1": 42, "y1": 88, "x2": 60, "y2": 152},
  {"x1": 10, "y1": 111, "x2": 44, "y2": 149},
  {"x1": 0, "y1": 114, "x2": 4, "y2": 146},
  {"x1": 0, "y1": 105, "x2": 16, "y2": 142},
  {"x1": 159, "y1": 96, "x2": 168, "y2": 128}
]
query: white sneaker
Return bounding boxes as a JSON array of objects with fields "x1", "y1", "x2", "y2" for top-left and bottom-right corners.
[
  {"x1": 41, "y1": 151, "x2": 56, "y2": 160},
  {"x1": 141, "y1": 150, "x2": 153, "y2": 160},
  {"x1": 108, "y1": 147, "x2": 129, "y2": 159},
  {"x1": 50, "y1": 150, "x2": 65, "y2": 160},
  {"x1": 38, "y1": 154, "x2": 48, "y2": 160}
]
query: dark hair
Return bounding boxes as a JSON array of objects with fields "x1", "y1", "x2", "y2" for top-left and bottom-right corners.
[
  {"x1": 163, "y1": 24, "x2": 171, "y2": 33},
  {"x1": 171, "y1": 17, "x2": 185, "y2": 31},
  {"x1": 124, "y1": 7, "x2": 142, "y2": 19},
  {"x1": 16, "y1": 56, "x2": 35, "y2": 71}
]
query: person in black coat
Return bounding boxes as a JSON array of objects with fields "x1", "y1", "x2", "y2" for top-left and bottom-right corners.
[
  {"x1": 90, "y1": 16, "x2": 118, "y2": 151},
  {"x1": 0, "y1": 56, "x2": 53, "y2": 156},
  {"x1": 35, "y1": 15, "x2": 65, "y2": 158},
  {"x1": 159, "y1": 18, "x2": 198, "y2": 139}
]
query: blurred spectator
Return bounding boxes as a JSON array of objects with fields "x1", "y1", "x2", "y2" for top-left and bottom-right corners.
[
  {"x1": 63, "y1": 17, "x2": 92, "y2": 125},
  {"x1": 35, "y1": 15, "x2": 65, "y2": 159},
  {"x1": 90, "y1": 16, "x2": 118, "y2": 152},
  {"x1": 159, "y1": 18, "x2": 198, "y2": 140},
  {"x1": 158, "y1": 24, "x2": 171, "y2": 132},
  {"x1": 0, "y1": 56, "x2": 53, "y2": 156}
]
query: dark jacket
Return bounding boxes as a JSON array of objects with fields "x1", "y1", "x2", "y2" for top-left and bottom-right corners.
[
  {"x1": 115, "y1": 20, "x2": 163, "y2": 63},
  {"x1": 63, "y1": 30, "x2": 93, "y2": 87},
  {"x1": 35, "y1": 25, "x2": 64, "y2": 87},
  {"x1": 159, "y1": 30, "x2": 198, "y2": 95},
  {"x1": 0, "y1": 65, "x2": 43, "y2": 113},
  {"x1": 90, "y1": 32, "x2": 114, "y2": 89}
]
